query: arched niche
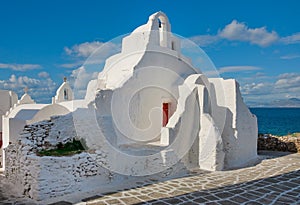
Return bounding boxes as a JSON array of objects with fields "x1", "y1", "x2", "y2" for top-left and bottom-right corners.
[{"x1": 151, "y1": 12, "x2": 171, "y2": 47}]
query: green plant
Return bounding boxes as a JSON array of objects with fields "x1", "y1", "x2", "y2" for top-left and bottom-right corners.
[{"x1": 37, "y1": 138, "x2": 85, "y2": 156}]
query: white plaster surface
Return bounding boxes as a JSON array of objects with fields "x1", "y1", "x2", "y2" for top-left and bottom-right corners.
[
  {"x1": 2, "y1": 11, "x2": 258, "y2": 202},
  {"x1": 52, "y1": 80, "x2": 74, "y2": 104},
  {"x1": 18, "y1": 93, "x2": 35, "y2": 105},
  {"x1": 0, "y1": 90, "x2": 18, "y2": 131}
]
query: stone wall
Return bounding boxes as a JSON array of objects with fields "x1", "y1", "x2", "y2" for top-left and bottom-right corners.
[
  {"x1": 258, "y1": 133, "x2": 300, "y2": 152},
  {"x1": 4, "y1": 114, "x2": 112, "y2": 201},
  {"x1": 5, "y1": 143, "x2": 40, "y2": 197},
  {"x1": 4, "y1": 113, "x2": 185, "y2": 202},
  {"x1": 19, "y1": 114, "x2": 76, "y2": 153},
  {"x1": 5, "y1": 142, "x2": 113, "y2": 200}
]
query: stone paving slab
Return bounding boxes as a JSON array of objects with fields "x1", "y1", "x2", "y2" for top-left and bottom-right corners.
[
  {"x1": 1, "y1": 151, "x2": 300, "y2": 204},
  {"x1": 83, "y1": 151, "x2": 300, "y2": 205}
]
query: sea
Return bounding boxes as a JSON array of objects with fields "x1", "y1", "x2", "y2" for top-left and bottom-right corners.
[{"x1": 250, "y1": 108, "x2": 300, "y2": 136}]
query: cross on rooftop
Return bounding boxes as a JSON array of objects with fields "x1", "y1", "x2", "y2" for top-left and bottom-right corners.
[{"x1": 24, "y1": 87, "x2": 28, "y2": 93}]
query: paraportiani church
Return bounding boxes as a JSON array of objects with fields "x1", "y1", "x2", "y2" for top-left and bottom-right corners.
[{"x1": 0, "y1": 11, "x2": 258, "y2": 202}]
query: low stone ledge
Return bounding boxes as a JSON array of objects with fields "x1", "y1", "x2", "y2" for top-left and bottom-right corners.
[{"x1": 258, "y1": 133, "x2": 300, "y2": 152}]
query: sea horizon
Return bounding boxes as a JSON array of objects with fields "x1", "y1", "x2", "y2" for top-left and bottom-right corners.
[{"x1": 250, "y1": 107, "x2": 300, "y2": 136}]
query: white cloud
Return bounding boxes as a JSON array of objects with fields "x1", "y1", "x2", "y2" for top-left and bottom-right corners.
[
  {"x1": 70, "y1": 66, "x2": 98, "y2": 98},
  {"x1": 38, "y1": 71, "x2": 50, "y2": 78},
  {"x1": 189, "y1": 20, "x2": 300, "y2": 47},
  {"x1": 218, "y1": 66, "x2": 262, "y2": 74},
  {"x1": 254, "y1": 72, "x2": 266, "y2": 78},
  {"x1": 242, "y1": 82, "x2": 273, "y2": 95},
  {"x1": 62, "y1": 41, "x2": 120, "y2": 69},
  {"x1": 280, "y1": 54, "x2": 300, "y2": 60},
  {"x1": 0, "y1": 63, "x2": 41, "y2": 71},
  {"x1": 64, "y1": 41, "x2": 106, "y2": 57},
  {"x1": 9, "y1": 74, "x2": 17, "y2": 83},
  {"x1": 0, "y1": 74, "x2": 56, "y2": 103},
  {"x1": 275, "y1": 73, "x2": 300, "y2": 89},
  {"x1": 281, "y1": 33, "x2": 300, "y2": 45},
  {"x1": 239, "y1": 72, "x2": 300, "y2": 106},
  {"x1": 60, "y1": 62, "x2": 84, "y2": 68},
  {"x1": 189, "y1": 35, "x2": 220, "y2": 47},
  {"x1": 218, "y1": 20, "x2": 279, "y2": 47}
]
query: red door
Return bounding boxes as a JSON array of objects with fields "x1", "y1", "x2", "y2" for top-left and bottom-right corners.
[{"x1": 162, "y1": 103, "x2": 169, "y2": 127}]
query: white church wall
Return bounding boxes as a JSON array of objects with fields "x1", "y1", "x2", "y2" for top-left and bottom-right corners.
[
  {"x1": 18, "y1": 93, "x2": 35, "y2": 105},
  {"x1": 29, "y1": 104, "x2": 70, "y2": 124},
  {"x1": 6, "y1": 104, "x2": 47, "y2": 119},
  {"x1": 90, "y1": 11, "x2": 201, "y2": 147},
  {"x1": 95, "y1": 47, "x2": 200, "y2": 146},
  {"x1": 2, "y1": 117, "x2": 9, "y2": 150},
  {"x1": 0, "y1": 90, "x2": 18, "y2": 132},
  {"x1": 195, "y1": 81, "x2": 224, "y2": 171},
  {"x1": 108, "y1": 65, "x2": 181, "y2": 145},
  {"x1": 161, "y1": 85, "x2": 201, "y2": 169},
  {"x1": 101, "y1": 52, "x2": 143, "y2": 89},
  {"x1": 53, "y1": 81, "x2": 74, "y2": 104},
  {"x1": 137, "y1": 49, "x2": 197, "y2": 78},
  {"x1": 122, "y1": 32, "x2": 149, "y2": 53},
  {"x1": 235, "y1": 83, "x2": 258, "y2": 166},
  {"x1": 198, "y1": 113, "x2": 225, "y2": 171},
  {"x1": 1, "y1": 118, "x2": 26, "y2": 170},
  {"x1": 85, "y1": 79, "x2": 100, "y2": 104},
  {"x1": 9, "y1": 118, "x2": 27, "y2": 144},
  {"x1": 208, "y1": 78, "x2": 257, "y2": 168},
  {"x1": 161, "y1": 75, "x2": 225, "y2": 171},
  {"x1": 98, "y1": 12, "x2": 195, "y2": 93},
  {"x1": 4, "y1": 113, "x2": 189, "y2": 202},
  {"x1": 1, "y1": 11, "x2": 259, "y2": 202},
  {"x1": 2, "y1": 104, "x2": 47, "y2": 149}
]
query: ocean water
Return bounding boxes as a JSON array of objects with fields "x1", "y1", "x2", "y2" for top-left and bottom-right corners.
[{"x1": 250, "y1": 108, "x2": 300, "y2": 136}]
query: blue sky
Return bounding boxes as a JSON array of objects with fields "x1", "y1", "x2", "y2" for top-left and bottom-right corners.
[{"x1": 0, "y1": 0, "x2": 299, "y2": 105}]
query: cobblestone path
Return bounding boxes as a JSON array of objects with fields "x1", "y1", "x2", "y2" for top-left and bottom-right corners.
[
  {"x1": 1, "y1": 151, "x2": 300, "y2": 205},
  {"x1": 83, "y1": 151, "x2": 300, "y2": 205}
]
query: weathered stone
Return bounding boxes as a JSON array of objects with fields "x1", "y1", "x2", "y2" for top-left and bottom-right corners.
[{"x1": 258, "y1": 133, "x2": 300, "y2": 152}]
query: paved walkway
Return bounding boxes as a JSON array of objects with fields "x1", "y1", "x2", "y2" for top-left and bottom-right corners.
[
  {"x1": 1, "y1": 151, "x2": 300, "y2": 204},
  {"x1": 80, "y1": 151, "x2": 300, "y2": 205}
]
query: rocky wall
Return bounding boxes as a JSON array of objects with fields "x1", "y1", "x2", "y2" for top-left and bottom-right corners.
[
  {"x1": 4, "y1": 114, "x2": 113, "y2": 201},
  {"x1": 258, "y1": 133, "x2": 300, "y2": 152},
  {"x1": 19, "y1": 114, "x2": 76, "y2": 152},
  {"x1": 4, "y1": 112, "x2": 188, "y2": 202},
  {"x1": 5, "y1": 142, "x2": 113, "y2": 201}
]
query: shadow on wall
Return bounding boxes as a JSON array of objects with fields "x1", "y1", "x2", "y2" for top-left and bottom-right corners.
[{"x1": 208, "y1": 82, "x2": 236, "y2": 170}]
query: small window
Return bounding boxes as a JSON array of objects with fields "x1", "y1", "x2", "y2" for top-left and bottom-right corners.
[
  {"x1": 171, "y1": 41, "x2": 175, "y2": 50},
  {"x1": 64, "y1": 89, "x2": 68, "y2": 100},
  {"x1": 158, "y1": 18, "x2": 162, "y2": 28}
]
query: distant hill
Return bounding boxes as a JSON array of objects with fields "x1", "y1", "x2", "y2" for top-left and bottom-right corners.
[
  {"x1": 271, "y1": 98, "x2": 300, "y2": 107},
  {"x1": 248, "y1": 98, "x2": 300, "y2": 108}
]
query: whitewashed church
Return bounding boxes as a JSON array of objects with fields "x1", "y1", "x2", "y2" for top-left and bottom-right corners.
[{"x1": 0, "y1": 12, "x2": 258, "y2": 201}]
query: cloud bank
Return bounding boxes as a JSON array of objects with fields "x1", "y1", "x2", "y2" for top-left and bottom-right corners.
[
  {"x1": 191, "y1": 20, "x2": 299, "y2": 47},
  {"x1": 0, "y1": 63, "x2": 41, "y2": 71},
  {"x1": 0, "y1": 74, "x2": 56, "y2": 103}
]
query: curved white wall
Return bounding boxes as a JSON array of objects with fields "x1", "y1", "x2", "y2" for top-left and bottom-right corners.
[
  {"x1": 53, "y1": 82, "x2": 74, "y2": 103},
  {"x1": 29, "y1": 104, "x2": 71, "y2": 124},
  {"x1": 0, "y1": 90, "x2": 18, "y2": 131}
]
